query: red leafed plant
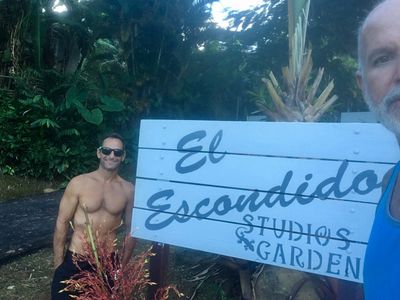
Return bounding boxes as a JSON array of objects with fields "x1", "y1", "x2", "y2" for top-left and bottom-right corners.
[{"x1": 61, "y1": 209, "x2": 182, "y2": 300}]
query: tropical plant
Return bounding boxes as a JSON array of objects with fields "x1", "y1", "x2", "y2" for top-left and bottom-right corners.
[
  {"x1": 0, "y1": 81, "x2": 97, "y2": 180},
  {"x1": 62, "y1": 209, "x2": 183, "y2": 300},
  {"x1": 255, "y1": 0, "x2": 338, "y2": 122},
  {"x1": 1, "y1": 0, "x2": 226, "y2": 182},
  {"x1": 0, "y1": 0, "x2": 379, "y2": 178},
  {"x1": 221, "y1": 1, "x2": 340, "y2": 299}
]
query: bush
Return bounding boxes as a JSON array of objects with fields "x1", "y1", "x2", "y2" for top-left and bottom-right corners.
[
  {"x1": 0, "y1": 69, "x2": 136, "y2": 181},
  {"x1": 0, "y1": 91, "x2": 96, "y2": 180}
]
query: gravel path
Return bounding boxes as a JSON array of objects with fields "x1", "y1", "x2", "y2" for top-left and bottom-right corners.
[{"x1": 0, "y1": 191, "x2": 63, "y2": 264}]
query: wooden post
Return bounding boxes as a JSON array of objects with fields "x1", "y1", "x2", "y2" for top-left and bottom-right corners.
[{"x1": 146, "y1": 242, "x2": 169, "y2": 300}]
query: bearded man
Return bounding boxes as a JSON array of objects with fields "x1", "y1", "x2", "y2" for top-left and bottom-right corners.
[{"x1": 356, "y1": 0, "x2": 400, "y2": 298}]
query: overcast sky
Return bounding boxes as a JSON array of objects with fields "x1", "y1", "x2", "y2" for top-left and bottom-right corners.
[
  {"x1": 211, "y1": 0, "x2": 264, "y2": 28},
  {"x1": 52, "y1": 0, "x2": 265, "y2": 30}
]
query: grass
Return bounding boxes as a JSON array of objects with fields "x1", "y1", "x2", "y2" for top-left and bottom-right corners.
[
  {"x1": 0, "y1": 174, "x2": 60, "y2": 202},
  {"x1": 0, "y1": 248, "x2": 53, "y2": 300},
  {"x1": 0, "y1": 175, "x2": 56, "y2": 299}
]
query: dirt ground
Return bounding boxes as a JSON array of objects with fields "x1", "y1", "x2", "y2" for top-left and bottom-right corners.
[
  {"x1": 0, "y1": 248, "x2": 53, "y2": 300},
  {"x1": 0, "y1": 241, "x2": 242, "y2": 300}
]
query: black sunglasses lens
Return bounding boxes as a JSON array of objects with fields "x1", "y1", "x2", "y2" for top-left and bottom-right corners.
[
  {"x1": 100, "y1": 147, "x2": 124, "y2": 157},
  {"x1": 100, "y1": 147, "x2": 112, "y2": 155},
  {"x1": 113, "y1": 149, "x2": 124, "y2": 157}
]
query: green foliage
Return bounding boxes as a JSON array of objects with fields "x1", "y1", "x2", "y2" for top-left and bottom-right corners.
[
  {"x1": 0, "y1": 0, "x2": 379, "y2": 182},
  {"x1": 78, "y1": 107, "x2": 103, "y2": 125},
  {"x1": 226, "y1": 0, "x2": 375, "y2": 119},
  {"x1": 64, "y1": 86, "x2": 125, "y2": 125},
  {"x1": 0, "y1": 87, "x2": 97, "y2": 180},
  {"x1": 0, "y1": 48, "x2": 136, "y2": 180},
  {"x1": 99, "y1": 95, "x2": 125, "y2": 112}
]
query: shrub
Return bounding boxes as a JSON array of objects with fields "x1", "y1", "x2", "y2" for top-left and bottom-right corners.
[{"x1": 61, "y1": 214, "x2": 182, "y2": 300}]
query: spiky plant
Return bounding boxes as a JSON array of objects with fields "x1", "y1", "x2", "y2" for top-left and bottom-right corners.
[
  {"x1": 61, "y1": 208, "x2": 182, "y2": 300},
  {"x1": 256, "y1": 0, "x2": 338, "y2": 122},
  {"x1": 240, "y1": 2, "x2": 339, "y2": 299}
]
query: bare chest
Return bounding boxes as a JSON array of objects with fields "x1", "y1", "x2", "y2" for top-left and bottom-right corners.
[{"x1": 78, "y1": 183, "x2": 127, "y2": 215}]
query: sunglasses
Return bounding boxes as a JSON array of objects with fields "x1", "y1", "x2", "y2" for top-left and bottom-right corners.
[{"x1": 98, "y1": 146, "x2": 125, "y2": 157}]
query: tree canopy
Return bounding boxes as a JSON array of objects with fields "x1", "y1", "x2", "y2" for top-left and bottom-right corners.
[{"x1": 0, "y1": 0, "x2": 378, "y2": 180}]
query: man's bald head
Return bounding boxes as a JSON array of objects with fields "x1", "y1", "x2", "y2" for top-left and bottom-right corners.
[
  {"x1": 356, "y1": 0, "x2": 400, "y2": 137},
  {"x1": 358, "y1": 0, "x2": 391, "y2": 72}
]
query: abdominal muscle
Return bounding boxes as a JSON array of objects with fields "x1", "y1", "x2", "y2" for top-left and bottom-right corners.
[{"x1": 68, "y1": 205, "x2": 123, "y2": 254}]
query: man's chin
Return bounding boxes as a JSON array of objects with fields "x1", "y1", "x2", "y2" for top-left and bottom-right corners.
[
  {"x1": 366, "y1": 101, "x2": 400, "y2": 136},
  {"x1": 101, "y1": 161, "x2": 121, "y2": 171},
  {"x1": 363, "y1": 86, "x2": 400, "y2": 138},
  {"x1": 380, "y1": 115, "x2": 400, "y2": 137},
  {"x1": 105, "y1": 165, "x2": 119, "y2": 171}
]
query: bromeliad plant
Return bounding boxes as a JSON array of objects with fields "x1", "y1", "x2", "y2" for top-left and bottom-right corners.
[
  {"x1": 235, "y1": 1, "x2": 339, "y2": 299},
  {"x1": 256, "y1": 0, "x2": 338, "y2": 122},
  {"x1": 61, "y1": 208, "x2": 182, "y2": 300}
]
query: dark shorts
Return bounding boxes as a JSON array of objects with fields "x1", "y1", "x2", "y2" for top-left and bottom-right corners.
[
  {"x1": 51, "y1": 250, "x2": 118, "y2": 299},
  {"x1": 51, "y1": 250, "x2": 92, "y2": 300}
]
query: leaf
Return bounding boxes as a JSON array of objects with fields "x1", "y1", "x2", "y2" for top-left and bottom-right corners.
[
  {"x1": 41, "y1": 97, "x2": 55, "y2": 110},
  {"x1": 306, "y1": 67, "x2": 324, "y2": 105},
  {"x1": 66, "y1": 86, "x2": 87, "y2": 109},
  {"x1": 19, "y1": 96, "x2": 41, "y2": 107},
  {"x1": 58, "y1": 129, "x2": 80, "y2": 137},
  {"x1": 99, "y1": 95, "x2": 125, "y2": 112},
  {"x1": 269, "y1": 71, "x2": 279, "y2": 89},
  {"x1": 313, "y1": 80, "x2": 335, "y2": 109},
  {"x1": 77, "y1": 106, "x2": 103, "y2": 125},
  {"x1": 31, "y1": 118, "x2": 60, "y2": 129},
  {"x1": 263, "y1": 78, "x2": 286, "y2": 112},
  {"x1": 33, "y1": 95, "x2": 41, "y2": 103}
]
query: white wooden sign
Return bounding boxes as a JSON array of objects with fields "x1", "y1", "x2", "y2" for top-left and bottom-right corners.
[{"x1": 132, "y1": 120, "x2": 400, "y2": 283}]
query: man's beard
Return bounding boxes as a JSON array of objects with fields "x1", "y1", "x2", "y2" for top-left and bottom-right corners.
[{"x1": 363, "y1": 85, "x2": 400, "y2": 137}]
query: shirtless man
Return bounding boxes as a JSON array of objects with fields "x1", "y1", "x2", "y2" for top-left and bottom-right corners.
[
  {"x1": 51, "y1": 133, "x2": 135, "y2": 299},
  {"x1": 356, "y1": 0, "x2": 400, "y2": 298}
]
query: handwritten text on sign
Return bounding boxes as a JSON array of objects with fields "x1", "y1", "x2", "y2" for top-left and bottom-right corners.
[{"x1": 132, "y1": 120, "x2": 399, "y2": 283}]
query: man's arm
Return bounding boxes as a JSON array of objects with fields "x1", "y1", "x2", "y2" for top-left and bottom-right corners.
[
  {"x1": 121, "y1": 182, "x2": 136, "y2": 266},
  {"x1": 53, "y1": 178, "x2": 80, "y2": 268}
]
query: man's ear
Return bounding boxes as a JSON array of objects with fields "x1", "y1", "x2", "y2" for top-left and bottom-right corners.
[{"x1": 356, "y1": 70, "x2": 363, "y2": 90}]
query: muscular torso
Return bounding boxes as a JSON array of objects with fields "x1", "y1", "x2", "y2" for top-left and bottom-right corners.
[{"x1": 68, "y1": 172, "x2": 131, "y2": 254}]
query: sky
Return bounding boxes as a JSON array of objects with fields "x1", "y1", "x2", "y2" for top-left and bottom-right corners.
[
  {"x1": 211, "y1": 0, "x2": 265, "y2": 29},
  {"x1": 52, "y1": 0, "x2": 265, "y2": 29}
]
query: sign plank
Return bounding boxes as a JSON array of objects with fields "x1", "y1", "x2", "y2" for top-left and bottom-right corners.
[
  {"x1": 138, "y1": 120, "x2": 398, "y2": 163},
  {"x1": 132, "y1": 120, "x2": 400, "y2": 283},
  {"x1": 137, "y1": 149, "x2": 390, "y2": 203},
  {"x1": 133, "y1": 208, "x2": 366, "y2": 282},
  {"x1": 134, "y1": 179, "x2": 377, "y2": 243}
]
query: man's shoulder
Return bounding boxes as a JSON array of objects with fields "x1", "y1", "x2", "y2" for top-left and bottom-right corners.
[
  {"x1": 118, "y1": 176, "x2": 134, "y2": 191},
  {"x1": 68, "y1": 172, "x2": 95, "y2": 187},
  {"x1": 115, "y1": 177, "x2": 134, "y2": 199}
]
